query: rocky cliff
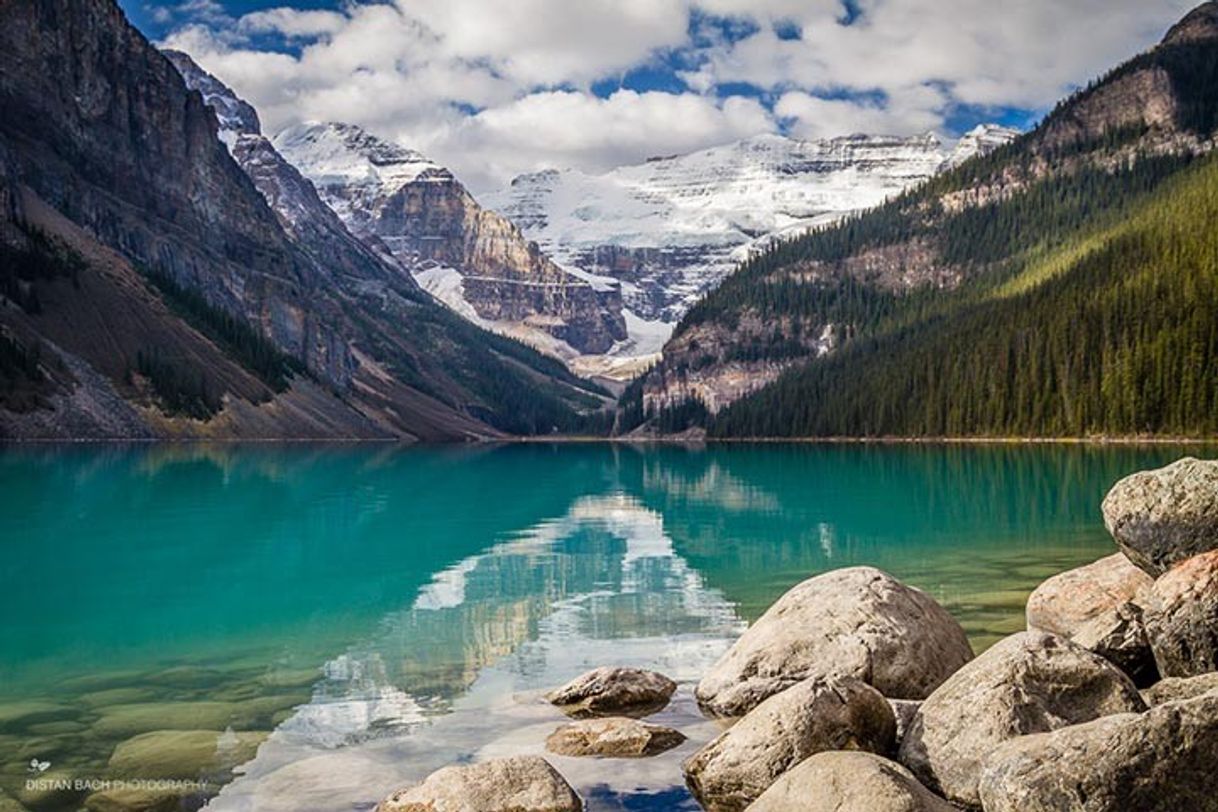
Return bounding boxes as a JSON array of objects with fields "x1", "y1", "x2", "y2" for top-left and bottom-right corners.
[
  {"x1": 274, "y1": 122, "x2": 627, "y2": 356},
  {"x1": 0, "y1": 0, "x2": 607, "y2": 440}
]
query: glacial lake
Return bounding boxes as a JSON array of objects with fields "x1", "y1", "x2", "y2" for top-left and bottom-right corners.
[{"x1": 0, "y1": 442, "x2": 1208, "y2": 811}]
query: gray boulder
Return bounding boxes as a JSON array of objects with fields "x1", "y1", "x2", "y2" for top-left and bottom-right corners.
[
  {"x1": 746, "y1": 751, "x2": 957, "y2": 812},
  {"x1": 545, "y1": 667, "x2": 675, "y2": 718},
  {"x1": 1102, "y1": 457, "x2": 1218, "y2": 576},
  {"x1": 1142, "y1": 672, "x2": 1218, "y2": 705},
  {"x1": 897, "y1": 631, "x2": 1145, "y2": 809},
  {"x1": 1144, "y1": 549, "x2": 1218, "y2": 677},
  {"x1": 375, "y1": 756, "x2": 581, "y2": 812},
  {"x1": 695, "y1": 567, "x2": 973, "y2": 718},
  {"x1": 545, "y1": 717, "x2": 685, "y2": 758},
  {"x1": 979, "y1": 690, "x2": 1218, "y2": 812},
  {"x1": 683, "y1": 676, "x2": 895, "y2": 812}
]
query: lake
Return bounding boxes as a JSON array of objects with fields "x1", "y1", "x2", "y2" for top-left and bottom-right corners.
[{"x1": 0, "y1": 442, "x2": 1205, "y2": 811}]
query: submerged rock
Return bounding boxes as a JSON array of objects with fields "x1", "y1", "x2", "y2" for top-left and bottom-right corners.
[
  {"x1": 897, "y1": 631, "x2": 1145, "y2": 809},
  {"x1": 1142, "y1": 672, "x2": 1218, "y2": 705},
  {"x1": 0, "y1": 700, "x2": 77, "y2": 732},
  {"x1": 91, "y1": 701, "x2": 252, "y2": 737},
  {"x1": 746, "y1": 751, "x2": 956, "y2": 812},
  {"x1": 83, "y1": 787, "x2": 184, "y2": 812},
  {"x1": 695, "y1": 567, "x2": 972, "y2": 718},
  {"x1": 375, "y1": 756, "x2": 582, "y2": 812},
  {"x1": 684, "y1": 676, "x2": 895, "y2": 812},
  {"x1": 545, "y1": 667, "x2": 676, "y2": 718},
  {"x1": 979, "y1": 690, "x2": 1218, "y2": 812},
  {"x1": 1102, "y1": 457, "x2": 1218, "y2": 576},
  {"x1": 545, "y1": 717, "x2": 685, "y2": 758},
  {"x1": 1144, "y1": 549, "x2": 1218, "y2": 677},
  {"x1": 108, "y1": 729, "x2": 267, "y2": 780}
]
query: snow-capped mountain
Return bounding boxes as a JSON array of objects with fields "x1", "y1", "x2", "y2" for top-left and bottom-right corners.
[
  {"x1": 274, "y1": 122, "x2": 627, "y2": 356},
  {"x1": 945, "y1": 124, "x2": 1023, "y2": 168},
  {"x1": 486, "y1": 128, "x2": 1017, "y2": 376}
]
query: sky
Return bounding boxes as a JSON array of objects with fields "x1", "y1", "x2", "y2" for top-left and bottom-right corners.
[{"x1": 120, "y1": 0, "x2": 1199, "y2": 192}]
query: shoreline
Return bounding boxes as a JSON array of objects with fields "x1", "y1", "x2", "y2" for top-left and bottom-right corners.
[{"x1": 3, "y1": 434, "x2": 1218, "y2": 446}]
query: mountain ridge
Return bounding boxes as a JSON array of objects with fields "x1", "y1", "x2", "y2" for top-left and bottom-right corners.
[{"x1": 623, "y1": 1, "x2": 1218, "y2": 439}]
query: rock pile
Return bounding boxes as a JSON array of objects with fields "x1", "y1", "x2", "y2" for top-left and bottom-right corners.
[{"x1": 373, "y1": 456, "x2": 1218, "y2": 812}]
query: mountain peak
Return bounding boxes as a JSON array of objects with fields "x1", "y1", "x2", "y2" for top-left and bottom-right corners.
[
  {"x1": 162, "y1": 49, "x2": 261, "y2": 138},
  {"x1": 273, "y1": 122, "x2": 441, "y2": 190},
  {"x1": 1162, "y1": 1, "x2": 1218, "y2": 46}
]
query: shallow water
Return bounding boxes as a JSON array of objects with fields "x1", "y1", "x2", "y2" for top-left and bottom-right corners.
[{"x1": 0, "y1": 442, "x2": 1206, "y2": 810}]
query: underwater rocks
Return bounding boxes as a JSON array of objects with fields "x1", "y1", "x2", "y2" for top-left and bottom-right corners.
[
  {"x1": 545, "y1": 717, "x2": 685, "y2": 758},
  {"x1": 683, "y1": 676, "x2": 895, "y2": 812},
  {"x1": 545, "y1": 667, "x2": 676, "y2": 719},
  {"x1": 107, "y1": 729, "x2": 267, "y2": 780},
  {"x1": 375, "y1": 756, "x2": 582, "y2": 812},
  {"x1": 695, "y1": 567, "x2": 972, "y2": 718}
]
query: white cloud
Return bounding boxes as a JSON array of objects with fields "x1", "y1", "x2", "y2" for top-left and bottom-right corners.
[{"x1": 158, "y1": 0, "x2": 1198, "y2": 191}]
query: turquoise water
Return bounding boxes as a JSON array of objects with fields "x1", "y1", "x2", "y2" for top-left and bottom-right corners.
[{"x1": 0, "y1": 443, "x2": 1206, "y2": 811}]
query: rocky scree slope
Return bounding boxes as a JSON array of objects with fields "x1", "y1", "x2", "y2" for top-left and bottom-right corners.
[
  {"x1": 0, "y1": 0, "x2": 607, "y2": 439},
  {"x1": 625, "y1": 1, "x2": 1218, "y2": 438}
]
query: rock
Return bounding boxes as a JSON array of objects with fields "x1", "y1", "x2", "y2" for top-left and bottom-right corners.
[
  {"x1": 545, "y1": 667, "x2": 676, "y2": 718},
  {"x1": 1143, "y1": 549, "x2": 1218, "y2": 677},
  {"x1": 978, "y1": 690, "x2": 1218, "y2": 812},
  {"x1": 887, "y1": 699, "x2": 921, "y2": 751},
  {"x1": 545, "y1": 717, "x2": 685, "y2": 758},
  {"x1": 746, "y1": 751, "x2": 957, "y2": 812},
  {"x1": 1102, "y1": 457, "x2": 1218, "y2": 576},
  {"x1": 897, "y1": 631, "x2": 1145, "y2": 809},
  {"x1": 1142, "y1": 672, "x2": 1218, "y2": 705},
  {"x1": 683, "y1": 676, "x2": 896, "y2": 812},
  {"x1": 0, "y1": 700, "x2": 77, "y2": 732},
  {"x1": 1070, "y1": 602, "x2": 1159, "y2": 686},
  {"x1": 108, "y1": 729, "x2": 267, "y2": 780},
  {"x1": 83, "y1": 788, "x2": 184, "y2": 812},
  {"x1": 1025, "y1": 553, "x2": 1152, "y2": 635},
  {"x1": 91, "y1": 701, "x2": 251, "y2": 737},
  {"x1": 375, "y1": 756, "x2": 582, "y2": 812},
  {"x1": 695, "y1": 567, "x2": 973, "y2": 717},
  {"x1": 0, "y1": 790, "x2": 29, "y2": 812}
]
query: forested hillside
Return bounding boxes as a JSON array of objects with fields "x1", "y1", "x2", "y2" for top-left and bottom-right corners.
[{"x1": 624, "y1": 2, "x2": 1218, "y2": 439}]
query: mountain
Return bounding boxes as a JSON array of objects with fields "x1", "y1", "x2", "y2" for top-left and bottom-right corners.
[
  {"x1": 272, "y1": 122, "x2": 628, "y2": 358},
  {"x1": 0, "y1": 0, "x2": 608, "y2": 440},
  {"x1": 485, "y1": 128, "x2": 1017, "y2": 377},
  {"x1": 625, "y1": 1, "x2": 1218, "y2": 439}
]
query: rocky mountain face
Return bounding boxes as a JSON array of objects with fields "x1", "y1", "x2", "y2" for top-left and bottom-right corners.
[
  {"x1": 486, "y1": 129, "x2": 1016, "y2": 377},
  {"x1": 0, "y1": 0, "x2": 607, "y2": 440},
  {"x1": 273, "y1": 122, "x2": 627, "y2": 356},
  {"x1": 628, "y1": 1, "x2": 1218, "y2": 437}
]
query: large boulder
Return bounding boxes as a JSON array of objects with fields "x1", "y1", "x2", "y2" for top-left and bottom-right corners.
[
  {"x1": 545, "y1": 717, "x2": 685, "y2": 758},
  {"x1": 897, "y1": 631, "x2": 1145, "y2": 809},
  {"x1": 1026, "y1": 552, "x2": 1157, "y2": 685},
  {"x1": 683, "y1": 676, "x2": 895, "y2": 812},
  {"x1": 545, "y1": 667, "x2": 675, "y2": 718},
  {"x1": 375, "y1": 756, "x2": 581, "y2": 812},
  {"x1": 695, "y1": 567, "x2": 973, "y2": 718},
  {"x1": 1025, "y1": 553, "x2": 1152, "y2": 635},
  {"x1": 1142, "y1": 672, "x2": 1218, "y2": 705},
  {"x1": 1144, "y1": 549, "x2": 1218, "y2": 677},
  {"x1": 746, "y1": 751, "x2": 957, "y2": 812},
  {"x1": 1102, "y1": 457, "x2": 1218, "y2": 577},
  {"x1": 979, "y1": 690, "x2": 1218, "y2": 812}
]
